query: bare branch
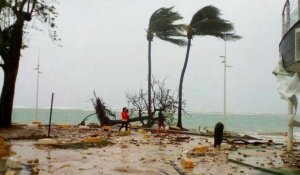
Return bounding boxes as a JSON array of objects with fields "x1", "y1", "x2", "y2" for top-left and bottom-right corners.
[
  {"x1": 29, "y1": 0, "x2": 36, "y2": 15},
  {"x1": 127, "y1": 77, "x2": 181, "y2": 120},
  {"x1": 151, "y1": 83, "x2": 156, "y2": 110},
  {"x1": 0, "y1": 0, "x2": 5, "y2": 14},
  {"x1": 26, "y1": 0, "x2": 30, "y2": 13},
  {"x1": 141, "y1": 90, "x2": 148, "y2": 110},
  {"x1": 0, "y1": 28, "x2": 3, "y2": 46},
  {"x1": 19, "y1": 0, "x2": 28, "y2": 13}
]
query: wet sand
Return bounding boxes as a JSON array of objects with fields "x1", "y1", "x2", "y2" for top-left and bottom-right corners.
[{"x1": 1, "y1": 125, "x2": 300, "y2": 175}]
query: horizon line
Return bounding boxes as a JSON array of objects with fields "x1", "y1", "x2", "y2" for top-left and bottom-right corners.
[{"x1": 13, "y1": 106, "x2": 288, "y2": 115}]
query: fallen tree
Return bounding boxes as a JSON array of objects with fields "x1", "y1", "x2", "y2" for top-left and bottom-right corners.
[
  {"x1": 79, "y1": 91, "x2": 165, "y2": 127},
  {"x1": 78, "y1": 109, "x2": 158, "y2": 127}
]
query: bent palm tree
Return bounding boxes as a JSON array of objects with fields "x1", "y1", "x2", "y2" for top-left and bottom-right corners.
[
  {"x1": 177, "y1": 6, "x2": 241, "y2": 128},
  {"x1": 146, "y1": 7, "x2": 186, "y2": 119}
]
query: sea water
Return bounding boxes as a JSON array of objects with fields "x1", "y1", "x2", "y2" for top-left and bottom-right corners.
[{"x1": 11, "y1": 108, "x2": 300, "y2": 137}]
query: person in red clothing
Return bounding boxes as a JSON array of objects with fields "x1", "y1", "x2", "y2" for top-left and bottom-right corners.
[{"x1": 119, "y1": 107, "x2": 129, "y2": 132}]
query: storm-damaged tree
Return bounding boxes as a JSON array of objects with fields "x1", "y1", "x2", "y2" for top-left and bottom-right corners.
[
  {"x1": 91, "y1": 92, "x2": 116, "y2": 126},
  {"x1": 146, "y1": 7, "x2": 186, "y2": 120},
  {"x1": 127, "y1": 78, "x2": 182, "y2": 127},
  {"x1": 81, "y1": 80, "x2": 183, "y2": 127},
  {"x1": 177, "y1": 6, "x2": 241, "y2": 128},
  {"x1": 0, "y1": 0, "x2": 58, "y2": 128}
]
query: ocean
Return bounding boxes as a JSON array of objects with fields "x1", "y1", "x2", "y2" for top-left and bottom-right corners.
[{"x1": 12, "y1": 108, "x2": 300, "y2": 134}]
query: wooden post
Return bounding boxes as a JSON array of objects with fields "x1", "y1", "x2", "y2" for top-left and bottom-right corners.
[
  {"x1": 287, "y1": 98, "x2": 293, "y2": 152},
  {"x1": 48, "y1": 93, "x2": 54, "y2": 138}
]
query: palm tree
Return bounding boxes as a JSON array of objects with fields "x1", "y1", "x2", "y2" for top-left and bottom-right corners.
[
  {"x1": 177, "y1": 6, "x2": 241, "y2": 128},
  {"x1": 146, "y1": 7, "x2": 186, "y2": 119}
]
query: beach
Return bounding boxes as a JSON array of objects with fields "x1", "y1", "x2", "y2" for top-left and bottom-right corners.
[{"x1": 1, "y1": 124, "x2": 300, "y2": 175}]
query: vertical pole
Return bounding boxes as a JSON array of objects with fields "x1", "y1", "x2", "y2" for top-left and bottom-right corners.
[
  {"x1": 48, "y1": 93, "x2": 54, "y2": 138},
  {"x1": 287, "y1": 0, "x2": 290, "y2": 29},
  {"x1": 35, "y1": 51, "x2": 40, "y2": 122},
  {"x1": 224, "y1": 39, "x2": 227, "y2": 131},
  {"x1": 287, "y1": 98, "x2": 293, "y2": 152},
  {"x1": 282, "y1": 7, "x2": 285, "y2": 36},
  {"x1": 298, "y1": 0, "x2": 300, "y2": 20}
]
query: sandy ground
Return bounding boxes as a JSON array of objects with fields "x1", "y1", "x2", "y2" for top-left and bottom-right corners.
[{"x1": 1, "y1": 125, "x2": 300, "y2": 175}]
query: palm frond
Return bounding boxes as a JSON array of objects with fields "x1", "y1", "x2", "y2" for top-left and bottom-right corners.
[
  {"x1": 158, "y1": 37, "x2": 187, "y2": 46},
  {"x1": 155, "y1": 24, "x2": 186, "y2": 38},
  {"x1": 149, "y1": 7, "x2": 182, "y2": 26},
  {"x1": 189, "y1": 5, "x2": 240, "y2": 40},
  {"x1": 147, "y1": 6, "x2": 186, "y2": 45},
  {"x1": 149, "y1": 18, "x2": 181, "y2": 32},
  {"x1": 190, "y1": 6, "x2": 221, "y2": 26},
  {"x1": 193, "y1": 19, "x2": 233, "y2": 36},
  {"x1": 223, "y1": 33, "x2": 242, "y2": 41}
]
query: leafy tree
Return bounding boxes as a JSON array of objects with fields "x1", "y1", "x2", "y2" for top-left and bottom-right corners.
[
  {"x1": 146, "y1": 6, "x2": 186, "y2": 119},
  {"x1": 0, "y1": 0, "x2": 58, "y2": 128},
  {"x1": 177, "y1": 6, "x2": 240, "y2": 128}
]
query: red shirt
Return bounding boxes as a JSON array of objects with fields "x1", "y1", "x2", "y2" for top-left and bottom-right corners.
[{"x1": 121, "y1": 111, "x2": 128, "y2": 121}]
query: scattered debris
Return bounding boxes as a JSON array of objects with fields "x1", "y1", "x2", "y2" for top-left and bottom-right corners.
[
  {"x1": 180, "y1": 157, "x2": 194, "y2": 168},
  {"x1": 1, "y1": 124, "x2": 300, "y2": 174},
  {"x1": 37, "y1": 138, "x2": 58, "y2": 145},
  {"x1": 191, "y1": 145, "x2": 209, "y2": 154},
  {"x1": 0, "y1": 137, "x2": 10, "y2": 157}
]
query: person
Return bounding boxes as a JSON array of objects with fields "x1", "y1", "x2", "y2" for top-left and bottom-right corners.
[
  {"x1": 119, "y1": 107, "x2": 128, "y2": 132},
  {"x1": 126, "y1": 108, "x2": 131, "y2": 129},
  {"x1": 156, "y1": 108, "x2": 166, "y2": 135}
]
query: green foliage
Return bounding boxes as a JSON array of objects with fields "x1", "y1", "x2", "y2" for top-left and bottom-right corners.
[
  {"x1": 147, "y1": 6, "x2": 186, "y2": 46},
  {"x1": 188, "y1": 5, "x2": 241, "y2": 40},
  {"x1": 0, "y1": 0, "x2": 59, "y2": 57},
  {"x1": 0, "y1": 1, "x2": 60, "y2": 128},
  {"x1": 177, "y1": 6, "x2": 241, "y2": 128}
]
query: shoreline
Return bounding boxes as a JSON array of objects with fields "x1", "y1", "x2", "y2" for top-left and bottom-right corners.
[{"x1": 11, "y1": 108, "x2": 300, "y2": 135}]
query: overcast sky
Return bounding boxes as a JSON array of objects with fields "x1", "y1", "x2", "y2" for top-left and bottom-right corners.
[{"x1": 1, "y1": 0, "x2": 288, "y2": 114}]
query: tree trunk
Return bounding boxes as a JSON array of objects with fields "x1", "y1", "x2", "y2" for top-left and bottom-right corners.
[
  {"x1": 138, "y1": 109, "x2": 145, "y2": 126},
  {"x1": 111, "y1": 116, "x2": 150, "y2": 125},
  {"x1": 147, "y1": 40, "x2": 152, "y2": 122},
  {"x1": 0, "y1": 66, "x2": 19, "y2": 128},
  {"x1": 177, "y1": 39, "x2": 191, "y2": 128},
  {"x1": 0, "y1": 19, "x2": 24, "y2": 128}
]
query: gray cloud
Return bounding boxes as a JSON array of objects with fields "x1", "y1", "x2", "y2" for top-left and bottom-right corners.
[{"x1": 1, "y1": 0, "x2": 287, "y2": 114}]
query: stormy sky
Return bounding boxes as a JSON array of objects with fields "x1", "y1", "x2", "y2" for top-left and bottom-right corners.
[{"x1": 2, "y1": 0, "x2": 288, "y2": 114}]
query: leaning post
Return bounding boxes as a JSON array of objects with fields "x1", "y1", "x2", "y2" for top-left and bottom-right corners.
[
  {"x1": 48, "y1": 93, "x2": 54, "y2": 138},
  {"x1": 287, "y1": 98, "x2": 293, "y2": 152}
]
